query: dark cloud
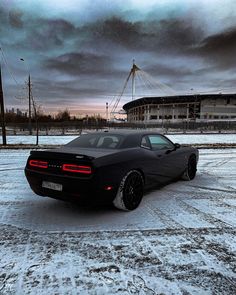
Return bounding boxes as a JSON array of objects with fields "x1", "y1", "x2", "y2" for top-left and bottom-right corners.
[
  {"x1": 91, "y1": 17, "x2": 141, "y2": 48},
  {"x1": 3, "y1": 12, "x2": 204, "y2": 56},
  {"x1": 9, "y1": 9, "x2": 24, "y2": 28},
  {"x1": 85, "y1": 17, "x2": 204, "y2": 54},
  {"x1": 188, "y1": 27, "x2": 236, "y2": 69},
  {"x1": 0, "y1": 5, "x2": 8, "y2": 28},
  {"x1": 44, "y1": 52, "x2": 112, "y2": 76},
  {"x1": 144, "y1": 63, "x2": 193, "y2": 78},
  {"x1": 24, "y1": 18, "x2": 77, "y2": 50},
  {"x1": 34, "y1": 78, "x2": 109, "y2": 101},
  {"x1": 201, "y1": 28, "x2": 236, "y2": 53},
  {"x1": 143, "y1": 19, "x2": 203, "y2": 53}
]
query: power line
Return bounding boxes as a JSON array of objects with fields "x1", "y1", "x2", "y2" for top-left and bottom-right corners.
[
  {"x1": 0, "y1": 46, "x2": 20, "y2": 86},
  {"x1": 0, "y1": 46, "x2": 27, "y2": 106}
]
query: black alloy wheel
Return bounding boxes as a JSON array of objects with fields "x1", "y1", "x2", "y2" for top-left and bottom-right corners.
[
  {"x1": 122, "y1": 171, "x2": 144, "y2": 210},
  {"x1": 113, "y1": 170, "x2": 144, "y2": 211},
  {"x1": 187, "y1": 155, "x2": 197, "y2": 180}
]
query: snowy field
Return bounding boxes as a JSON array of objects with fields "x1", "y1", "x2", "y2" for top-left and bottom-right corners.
[
  {"x1": 0, "y1": 148, "x2": 236, "y2": 294},
  {"x1": 1, "y1": 133, "x2": 236, "y2": 145}
]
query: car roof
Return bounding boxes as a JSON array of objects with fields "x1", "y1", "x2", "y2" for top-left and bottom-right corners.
[
  {"x1": 86, "y1": 129, "x2": 163, "y2": 137},
  {"x1": 68, "y1": 130, "x2": 167, "y2": 149}
]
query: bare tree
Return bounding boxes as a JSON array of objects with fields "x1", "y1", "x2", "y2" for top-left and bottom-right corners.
[{"x1": 55, "y1": 109, "x2": 71, "y2": 122}]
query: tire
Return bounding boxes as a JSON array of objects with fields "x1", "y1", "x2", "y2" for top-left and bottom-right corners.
[
  {"x1": 182, "y1": 155, "x2": 197, "y2": 181},
  {"x1": 113, "y1": 170, "x2": 144, "y2": 211}
]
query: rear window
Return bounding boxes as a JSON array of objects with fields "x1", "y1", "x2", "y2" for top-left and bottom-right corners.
[{"x1": 66, "y1": 134, "x2": 124, "y2": 149}]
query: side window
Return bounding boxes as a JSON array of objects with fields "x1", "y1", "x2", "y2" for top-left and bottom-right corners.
[
  {"x1": 88, "y1": 137, "x2": 97, "y2": 147},
  {"x1": 148, "y1": 135, "x2": 174, "y2": 150},
  {"x1": 141, "y1": 136, "x2": 151, "y2": 149},
  {"x1": 96, "y1": 136, "x2": 120, "y2": 148}
]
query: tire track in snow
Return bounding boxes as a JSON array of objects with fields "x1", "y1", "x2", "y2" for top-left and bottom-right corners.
[
  {"x1": 200, "y1": 158, "x2": 231, "y2": 172},
  {"x1": 144, "y1": 203, "x2": 183, "y2": 229},
  {"x1": 175, "y1": 198, "x2": 234, "y2": 228},
  {"x1": 0, "y1": 168, "x2": 24, "y2": 171},
  {"x1": 152, "y1": 207, "x2": 184, "y2": 229},
  {"x1": 185, "y1": 184, "x2": 236, "y2": 194},
  {"x1": 15, "y1": 232, "x2": 32, "y2": 291}
]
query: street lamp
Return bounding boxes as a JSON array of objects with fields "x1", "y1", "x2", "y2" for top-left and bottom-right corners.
[{"x1": 20, "y1": 58, "x2": 32, "y2": 135}]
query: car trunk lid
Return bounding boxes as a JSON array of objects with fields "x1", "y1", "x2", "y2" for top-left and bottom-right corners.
[{"x1": 27, "y1": 147, "x2": 119, "y2": 177}]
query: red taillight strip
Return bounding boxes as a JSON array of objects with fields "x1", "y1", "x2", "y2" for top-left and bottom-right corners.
[
  {"x1": 29, "y1": 159, "x2": 48, "y2": 169},
  {"x1": 62, "y1": 164, "x2": 92, "y2": 174}
]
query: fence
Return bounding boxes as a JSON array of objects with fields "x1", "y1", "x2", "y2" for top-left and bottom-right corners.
[{"x1": 1, "y1": 120, "x2": 236, "y2": 135}]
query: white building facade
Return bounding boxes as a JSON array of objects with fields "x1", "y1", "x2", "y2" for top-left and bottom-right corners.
[{"x1": 123, "y1": 94, "x2": 236, "y2": 124}]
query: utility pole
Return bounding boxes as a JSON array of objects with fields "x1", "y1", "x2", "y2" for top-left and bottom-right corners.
[
  {"x1": 20, "y1": 58, "x2": 32, "y2": 135},
  {"x1": 28, "y1": 74, "x2": 32, "y2": 135},
  {"x1": 0, "y1": 63, "x2": 7, "y2": 145},
  {"x1": 106, "y1": 102, "x2": 108, "y2": 122}
]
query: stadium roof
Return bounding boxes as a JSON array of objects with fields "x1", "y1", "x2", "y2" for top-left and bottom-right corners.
[{"x1": 123, "y1": 93, "x2": 236, "y2": 111}]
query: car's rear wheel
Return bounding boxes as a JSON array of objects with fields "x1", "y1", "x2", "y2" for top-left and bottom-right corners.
[
  {"x1": 113, "y1": 170, "x2": 144, "y2": 211},
  {"x1": 182, "y1": 155, "x2": 197, "y2": 180}
]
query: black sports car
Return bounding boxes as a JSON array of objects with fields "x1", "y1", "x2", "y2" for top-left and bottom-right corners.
[{"x1": 25, "y1": 130, "x2": 199, "y2": 211}]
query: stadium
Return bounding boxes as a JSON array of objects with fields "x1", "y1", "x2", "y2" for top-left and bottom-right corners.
[{"x1": 123, "y1": 93, "x2": 236, "y2": 124}]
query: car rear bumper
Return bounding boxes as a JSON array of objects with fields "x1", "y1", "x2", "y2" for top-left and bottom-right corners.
[{"x1": 25, "y1": 168, "x2": 117, "y2": 204}]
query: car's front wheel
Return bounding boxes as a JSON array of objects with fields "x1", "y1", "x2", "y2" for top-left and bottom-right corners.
[
  {"x1": 182, "y1": 155, "x2": 197, "y2": 180},
  {"x1": 113, "y1": 170, "x2": 144, "y2": 211}
]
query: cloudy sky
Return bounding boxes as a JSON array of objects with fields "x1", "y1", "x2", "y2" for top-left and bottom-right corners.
[{"x1": 1, "y1": 0, "x2": 236, "y2": 116}]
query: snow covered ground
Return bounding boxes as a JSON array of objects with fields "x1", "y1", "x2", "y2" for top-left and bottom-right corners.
[
  {"x1": 1, "y1": 133, "x2": 236, "y2": 145},
  {"x1": 0, "y1": 148, "x2": 236, "y2": 294}
]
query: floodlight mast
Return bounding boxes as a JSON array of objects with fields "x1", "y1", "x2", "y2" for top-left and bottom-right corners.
[
  {"x1": 131, "y1": 59, "x2": 140, "y2": 101},
  {"x1": 110, "y1": 60, "x2": 140, "y2": 120}
]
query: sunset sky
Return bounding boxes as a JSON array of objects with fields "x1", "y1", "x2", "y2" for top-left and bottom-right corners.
[{"x1": 1, "y1": 0, "x2": 236, "y2": 116}]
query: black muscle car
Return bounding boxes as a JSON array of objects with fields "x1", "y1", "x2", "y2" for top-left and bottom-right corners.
[{"x1": 25, "y1": 130, "x2": 199, "y2": 211}]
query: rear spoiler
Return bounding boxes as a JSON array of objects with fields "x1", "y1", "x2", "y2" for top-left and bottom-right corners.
[{"x1": 30, "y1": 150, "x2": 94, "y2": 161}]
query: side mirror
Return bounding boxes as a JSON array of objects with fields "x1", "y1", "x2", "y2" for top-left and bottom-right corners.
[{"x1": 174, "y1": 143, "x2": 181, "y2": 149}]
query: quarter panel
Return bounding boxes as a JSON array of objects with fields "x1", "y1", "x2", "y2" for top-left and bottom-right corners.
[{"x1": 94, "y1": 147, "x2": 156, "y2": 189}]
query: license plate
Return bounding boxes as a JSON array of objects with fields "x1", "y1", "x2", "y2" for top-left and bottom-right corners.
[{"x1": 42, "y1": 181, "x2": 63, "y2": 191}]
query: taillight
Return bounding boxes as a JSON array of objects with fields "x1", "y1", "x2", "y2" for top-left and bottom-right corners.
[
  {"x1": 104, "y1": 185, "x2": 113, "y2": 191},
  {"x1": 62, "y1": 164, "x2": 92, "y2": 174},
  {"x1": 29, "y1": 159, "x2": 48, "y2": 169}
]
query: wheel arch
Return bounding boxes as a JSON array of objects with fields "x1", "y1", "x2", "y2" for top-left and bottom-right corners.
[
  {"x1": 113, "y1": 169, "x2": 144, "y2": 211},
  {"x1": 135, "y1": 168, "x2": 145, "y2": 185},
  {"x1": 190, "y1": 153, "x2": 197, "y2": 159},
  {"x1": 182, "y1": 152, "x2": 197, "y2": 181}
]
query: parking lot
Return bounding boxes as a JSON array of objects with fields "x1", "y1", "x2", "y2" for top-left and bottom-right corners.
[{"x1": 0, "y1": 148, "x2": 236, "y2": 294}]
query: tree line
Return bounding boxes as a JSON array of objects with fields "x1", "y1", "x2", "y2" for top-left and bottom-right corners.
[{"x1": 2, "y1": 109, "x2": 106, "y2": 123}]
